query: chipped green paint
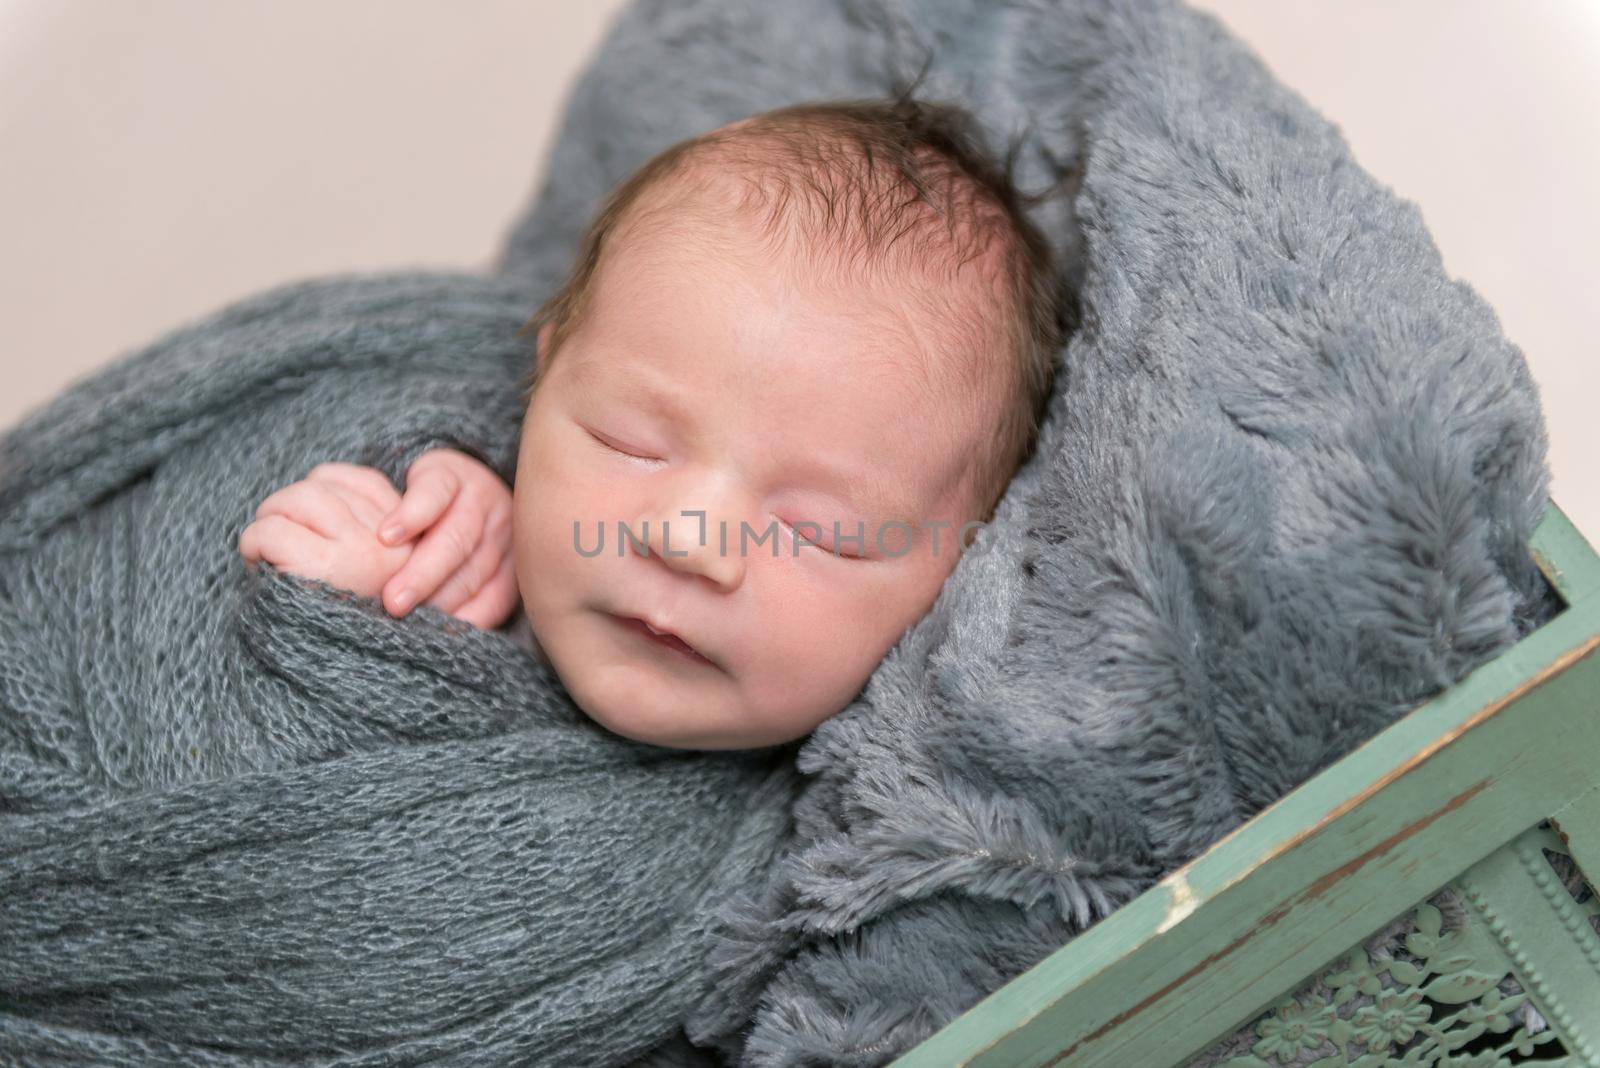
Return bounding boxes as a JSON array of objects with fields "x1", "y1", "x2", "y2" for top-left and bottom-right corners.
[{"x1": 893, "y1": 500, "x2": 1600, "y2": 1068}]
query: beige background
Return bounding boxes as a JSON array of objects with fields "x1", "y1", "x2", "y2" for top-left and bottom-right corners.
[{"x1": 2, "y1": 1, "x2": 1595, "y2": 543}]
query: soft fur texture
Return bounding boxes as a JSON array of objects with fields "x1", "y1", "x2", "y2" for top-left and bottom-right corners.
[{"x1": 0, "y1": 0, "x2": 1558, "y2": 1065}]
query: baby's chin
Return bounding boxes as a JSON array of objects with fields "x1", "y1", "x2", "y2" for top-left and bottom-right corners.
[
  {"x1": 577, "y1": 670, "x2": 842, "y2": 752},
  {"x1": 559, "y1": 655, "x2": 741, "y2": 750}
]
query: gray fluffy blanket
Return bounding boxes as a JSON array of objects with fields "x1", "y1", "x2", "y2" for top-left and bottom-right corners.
[{"x1": 0, "y1": 0, "x2": 1557, "y2": 1066}]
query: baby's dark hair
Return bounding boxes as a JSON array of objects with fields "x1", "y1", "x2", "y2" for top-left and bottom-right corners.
[{"x1": 516, "y1": 81, "x2": 1078, "y2": 523}]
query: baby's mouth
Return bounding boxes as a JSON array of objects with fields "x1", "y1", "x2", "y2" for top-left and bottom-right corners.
[{"x1": 609, "y1": 613, "x2": 719, "y2": 669}]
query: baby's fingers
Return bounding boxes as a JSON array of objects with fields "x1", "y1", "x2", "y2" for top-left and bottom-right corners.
[
  {"x1": 306, "y1": 462, "x2": 402, "y2": 524},
  {"x1": 239, "y1": 515, "x2": 327, "y2": 573},
  {"x1": 449, "y1": 555, "x2": 520, "y2": 631},
  {"x1": 256, "y1": 482, "x2": 361, "y2": 540},
  {"x1": 425, "y1": 510, "x2": 513, "y2": 616},
  {"x1": 378, "y1": 461, "x2": 462, "y2": 546},
  {"x1": 381, "y1": 507, "x2": 481, "y2": 616}
]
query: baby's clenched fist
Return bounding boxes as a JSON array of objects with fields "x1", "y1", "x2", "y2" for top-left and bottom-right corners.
[{"x1": 238, "y1": 450, "x2": 519, "y2": 632}]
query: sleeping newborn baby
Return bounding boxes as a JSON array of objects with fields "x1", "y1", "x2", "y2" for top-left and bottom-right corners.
[{"x1": 238, "y1": 96, "x2": 1069, "y2": 751}]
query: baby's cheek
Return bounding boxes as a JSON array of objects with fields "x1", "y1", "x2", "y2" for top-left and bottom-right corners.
[
  {"x1": 740, "y1": 584, "x2": 886, "y2": 731},
  {"x1": 507, "y1": 522, "x2": 540, "y2": 605},
  {"x1": 512, "y1": 473, "x2": 587, "y2": 627},
  {"x1": 517, "y1": 440, "x2": 603, "y2": 571}
]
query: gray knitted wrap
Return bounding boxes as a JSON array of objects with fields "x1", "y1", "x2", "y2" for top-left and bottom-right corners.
[
  {"x1": 0, "y1": 273, "x2": 802, "y2": 1066},
  {"x1": 1, "y1": 1, "x2": 1558, "y2": 1066}
]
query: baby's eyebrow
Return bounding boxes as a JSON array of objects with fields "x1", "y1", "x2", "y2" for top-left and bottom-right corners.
[
  {"x1": 571, "y1": 353, "x2": 691, "y2": 422},
  {"x1": 574, "y1": 354, "x2": 922, "y2": 524}
]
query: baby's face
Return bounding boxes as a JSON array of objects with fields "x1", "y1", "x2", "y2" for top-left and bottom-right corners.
[{"x1": 512, "y1": 208, "x2": 993, "y2": 750}]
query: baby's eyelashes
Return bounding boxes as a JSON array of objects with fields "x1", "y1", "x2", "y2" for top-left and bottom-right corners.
[
  {"x1": 585, "y1": 426, "x2": 664, "y2": 464},
  {"x1": 773, "y1": 515, "x2": 867, "y2": 560}
]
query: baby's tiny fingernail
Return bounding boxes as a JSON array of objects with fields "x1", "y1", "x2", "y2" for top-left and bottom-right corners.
[
  {"x1": 392, "y1": 588, "x2": 416, "y2": 613},
  {"x1": 380, "y1": 524, "x2": 404, "y2": 544}
]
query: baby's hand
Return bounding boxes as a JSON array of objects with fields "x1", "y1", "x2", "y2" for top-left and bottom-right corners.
[
  {"x1": 239, "y1": 462, "x2": 414, "y2": 604},
  {"x1": 373, "y1": 448, "x2": 519, "y2": 631}
]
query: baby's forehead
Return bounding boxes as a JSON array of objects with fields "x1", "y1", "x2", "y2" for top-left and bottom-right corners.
[{"x1": 616, "y1": 218, "x2": 1000, "y2": 416}]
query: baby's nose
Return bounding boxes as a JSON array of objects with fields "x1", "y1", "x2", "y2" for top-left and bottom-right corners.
[{"x1": 623, "y1": 509, "x2": 744, "y2": 590}]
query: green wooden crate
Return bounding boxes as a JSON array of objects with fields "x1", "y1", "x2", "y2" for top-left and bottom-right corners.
[{"x1": 895, "y1": 498, "x2": 1600, "y2": 1067}]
